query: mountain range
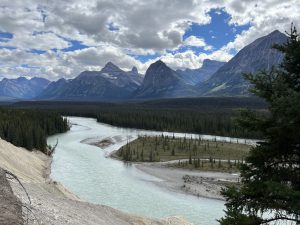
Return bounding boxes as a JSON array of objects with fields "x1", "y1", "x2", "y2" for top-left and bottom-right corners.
[
  {"x1": 0, "y1": 30, "x2": 288, "y2": 101},
  {"x1": 38, "y1": 62, "x2": 143, "y2": 101},
  {"x1": 0, "y1": 77, "x2": 50, "y2": 100}
]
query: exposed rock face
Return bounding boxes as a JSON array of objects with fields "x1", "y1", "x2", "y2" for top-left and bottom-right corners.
[
  {"x1": 0, "y1": 168, "x2": 23, "y2": 225},
  {"x1": 198, "y1": 30, "x2": 288, "y2": 96},
  {"x1": 177, "y1": 59, "x2": 226, "y2": 85},
  {"x1": 134, "y1": 60, "x2": 198, "y2": 99}
]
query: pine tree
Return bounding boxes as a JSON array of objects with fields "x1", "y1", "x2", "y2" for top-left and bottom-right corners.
[
  {"x1": 189, "y1": 150, "x2": 192, "y2": 164},
  {"x1": 219, "y1": 25, "x2": 300, "y2": 225},
  {"x1": 171, "y1": 147, "x2": 175, "y2": 156}
]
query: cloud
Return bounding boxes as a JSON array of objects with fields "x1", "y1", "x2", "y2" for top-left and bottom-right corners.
[
  {"x1": 0, "y1": 45, "x2": 145, "y2": 80},
  {"x1": 66, "y1": 45, "x2": 144, "y2": 71},
  {"x1": 157, "y1": 48, "x2": 232, "y2": 70},
  {"x1": 44, "y1": 0, "x2": 212, "y2": 52},
  {"x1": 221, "y1": 0, "x2": 300, "y2": 52},
  {"x1": 183, "y1": 36, "x2": 213, "y2": 50},
  {"x1": 2, "y1": 32, "x2": 71, "y2": 51},
  {"x1": 0, "y1": 0, "x2": 299, "y2": 80}
]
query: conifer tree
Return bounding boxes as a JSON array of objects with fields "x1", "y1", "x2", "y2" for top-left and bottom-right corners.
[{"x1": 219, "y1": 25, "x2": 300, "y2": 225}]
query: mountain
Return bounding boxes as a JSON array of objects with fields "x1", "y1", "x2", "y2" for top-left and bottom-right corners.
[
  {"x1": 0, "y1": 77, "x2": 50, "y2": 99},
  {"x1": 134, "y1": 60, "x2": 199, "y2": 99},
  {"x1": 176, "y1": 59, "x2": 226, "y2": 85},
  {"x1": 38, "y1": 62, "x2": 143, "y2": 101},
  {"x1": 129, "y1": 66, "x2": 144, "y2": 84},
  {"x1": 37, "y1": 78, "x2": 69, "y2": 100},
  {"x1": 99, "y1": 62, "x2": 143, "y2": 91},
  {"x1": 198, "y1": 30, "x2": 288, "y2": 96}
]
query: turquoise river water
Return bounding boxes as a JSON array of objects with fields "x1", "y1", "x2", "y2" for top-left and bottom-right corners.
[{"x1": 48, "y1": 117, "x2": 256, "y2": 225}]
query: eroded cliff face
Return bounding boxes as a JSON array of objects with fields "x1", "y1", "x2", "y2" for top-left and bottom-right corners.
[
  {"x1": 0, "y1": 138, "x2": 193, "y2": 225},
  {"x1": 0, "y1": 168, "x2": 23, "y2": 225}
]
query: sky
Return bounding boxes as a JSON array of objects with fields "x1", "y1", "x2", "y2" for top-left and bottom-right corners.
[{"x1": 0, "y1": 0, "x2": 299, "y2": 81}]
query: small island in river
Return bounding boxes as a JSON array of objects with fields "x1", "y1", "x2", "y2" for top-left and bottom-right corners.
[{"x1": 91, "y1": 135, "x2": 251, "y2": 200}]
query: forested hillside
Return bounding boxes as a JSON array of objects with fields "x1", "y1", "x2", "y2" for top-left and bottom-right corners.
[
  {"x1": 0, "y1": 108, "x2": 69, "y2": 152},
  {"x1": 96, "y1": 108, "x2": 262, "y2": 138}
]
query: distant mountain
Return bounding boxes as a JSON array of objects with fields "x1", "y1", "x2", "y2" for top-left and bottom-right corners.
[
  {"x1": 198, "y1": 30, "x2": 288, "y2": 96},
  {"x1": 176, "y1": 59, "x2": 226, "y2": 85},
  {"x1": 129, "y1": 66, "x2": 144, "y2": 84},
  {"x1": 134, "y1": 60, "x2": 199, "y2": 99},
  {"x1": 99, "y1": 62, "x2": 143, "y2": 91},
  {"x1": 0, "y1": 77, "x2": 50, "y2": 99},
  {"x1": 38, "y1": 62, "x2": 144, "y2": 101},
  {"x1": 37, "y1": 78, "x2": 69, "y2": 100}
]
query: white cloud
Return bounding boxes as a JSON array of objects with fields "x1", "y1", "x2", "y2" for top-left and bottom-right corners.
[
  {"x1": 66, "y1": 45, "x2": 144, "y2": 71},
  {"x1": 3, "y1": 32, "x2": 70, "y2": 51},
  {"x1": 221, "y1": 0, "x2": 300, "y2": 52},
  {"x1": 183, "y1": 36, "x2": 213, "y2": 50},
  {"x1": 0, "y1": 45, "x2": 145, "y2": 80},
  {"x1": 0, "y1": 0, "x2": 299, "y2": 80},
  {"x1": 157, "y1": 48, "x2": 231, "y2": 70}
]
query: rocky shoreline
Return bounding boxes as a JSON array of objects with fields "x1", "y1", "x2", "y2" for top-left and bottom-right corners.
[{"x1": 135, "y1": 163, "x2": 239, "y2": 200}]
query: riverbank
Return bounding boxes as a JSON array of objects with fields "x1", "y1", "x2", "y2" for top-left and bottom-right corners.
[
  {"x1": 136, "y1": 163, "x2": 238, "y2": 200},
  {"x1": 0, "y1": 138, "x2": 193, "y2": 225}
]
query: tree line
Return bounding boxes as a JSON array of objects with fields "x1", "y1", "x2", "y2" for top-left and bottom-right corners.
[
  {"x1": 96, "y1": 108, "x2": 263, "y2": 139},
  {"x1": 0, "y1": 108, "x2": 69, "y2": 153}
]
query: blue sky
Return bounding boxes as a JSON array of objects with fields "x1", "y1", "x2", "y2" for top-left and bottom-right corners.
[
  {"x1": 0, "y1": 0, "x2": 298, "y2": 80},
  {"x1": 183, "y1": 9, "x2": 250, "y2": 55}
]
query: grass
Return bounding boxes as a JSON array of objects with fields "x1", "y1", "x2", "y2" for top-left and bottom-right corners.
[
  {"x1": 116, "y1": 135, "x2": 250, "y2": 171},
  {"x1": 167, "y1": 159, "x2": 244, "y2": 172}
]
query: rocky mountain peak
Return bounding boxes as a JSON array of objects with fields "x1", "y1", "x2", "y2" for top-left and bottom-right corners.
[
  {"x1": 101, "y1": 62, "x2": 121, "y2": 73},
  {"x1": 151, "y1": 60, "x2": 166, "y2": 68},
  {"x1": 131, "y1": 66, "x2": 138, "y2": 74}
]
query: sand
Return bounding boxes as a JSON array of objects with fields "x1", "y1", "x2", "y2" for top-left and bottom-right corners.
[{"x1": 136, "y1": 163, "x2": 239, "y2": 200}]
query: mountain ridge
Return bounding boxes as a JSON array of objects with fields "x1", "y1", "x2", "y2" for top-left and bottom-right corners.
[
  {"x1": 38, "y1": 62, "x2": 144, "y2": 101},
  {"x1": 197, "y1": 30, "x2": 288, "y2": 96},
  {"x1": 0, "y1": 76, "x2": 50, "y2": 99}
]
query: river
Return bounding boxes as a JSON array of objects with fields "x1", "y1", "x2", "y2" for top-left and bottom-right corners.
[{"x1": 47, "y1": 117, "x2": 255, "y2": 225}]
